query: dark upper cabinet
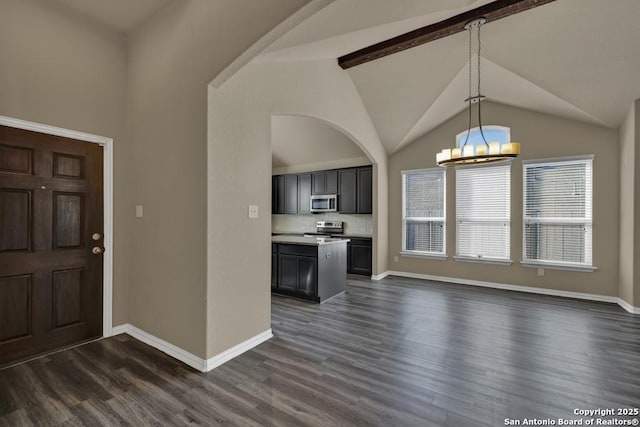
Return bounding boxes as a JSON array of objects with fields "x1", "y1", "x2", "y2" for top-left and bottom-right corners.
[
  {"x1": 298, "y1": 174, "x2": 311, "y2": 214},
  {"x1": 273, "y1": 173, "x2": 301, "y2": 214},
  {"x1": 326, "y1": 170, "x2": 338, "y2": 194},
  {"x1": 357, "y1": 166, "x2": 372, "y2": 214},
  {"x1": 284, "y1": 174, "x2": 298, "y2": 214},
  {"x1": 338, "y1": 169, "x2": 357, "y2": 214},
  {"x1": 272, "y1": 175, "x2": 285, "y2": 214},
  {"x1": 312, "y1": 170, "x2": 338, "y2": 195},
  {"x1": 273, "y1": 166, "x2": 370, "y2": 214}
]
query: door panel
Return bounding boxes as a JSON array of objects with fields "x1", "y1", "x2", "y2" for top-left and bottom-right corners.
[
  {"x1": 0, "y1": 274, "x2": 32, "y2": 343},
  {"x1": 0, "y1": 189, "x2": 32, "y2": 251},
  {"x1": 0, "y1": 124, "x2": 103, "y2": 367},
  {"x1": 53, "y1": 192, "x2": 83, "y2": 249},
  {"x1": 52, "y1": 268, "x2": 83, "y2": 328},
  {"x1": 0, "y1": 144, "x2": 33, "y2": 174}
]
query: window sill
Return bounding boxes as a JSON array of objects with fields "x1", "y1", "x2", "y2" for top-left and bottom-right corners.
[
  {"x1": 521, "y1": 262, "x2": 598, "y2": 272},
  {"x1": 400, "y1": 251, "x2": 447, "y2": 260},
  {"x1": 453, "y1": 256, "x2": 513, "y2": 266}
]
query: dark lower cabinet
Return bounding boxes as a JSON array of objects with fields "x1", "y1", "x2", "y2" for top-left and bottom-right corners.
[
  {"x1": 278, "y1": 254, "x2": 301, "y2": 291},
  {"x1": 272, "y1": 242, "x2": 346, "y2": 303},
  {"x1": 347, "y1": 238, "x2": 372, "y2": 276},
  {"x1": 271, "y1": 244, "x2": 278, "y2": 287},
  {"x1": 296, "y1": 256, "x2": 317, "y2": 297}
]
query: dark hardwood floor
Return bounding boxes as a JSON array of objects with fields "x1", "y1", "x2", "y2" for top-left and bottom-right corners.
[{"x1": 1, "y1": 275, "x2": 639, "y2": 426}]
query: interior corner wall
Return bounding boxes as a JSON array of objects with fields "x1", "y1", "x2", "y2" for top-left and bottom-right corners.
[
  {"x1": 0, "y1": 0, "x2": 130, "y2": 325},
  {"x1": 636, "y1": 100, "x2": 640, "y2": 307},
  {"x1": 207, "y1": 59, "x2": 388, "y2": 358},
  {"x1": 126, "y1": 0, "x2": 309, "y2": 359},
  {"x1": 618, "y1": 100, "x2": 636, "y2": 307},
  {"x1": 389, "y1": 102, "x2": 620, "y2": 297}
]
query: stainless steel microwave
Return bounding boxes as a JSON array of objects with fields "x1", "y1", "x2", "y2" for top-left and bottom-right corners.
[{"x1": 310, "y1": 194, "x2": 337, "y2": 213}]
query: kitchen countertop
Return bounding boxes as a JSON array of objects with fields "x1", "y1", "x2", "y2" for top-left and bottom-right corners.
[
  {"x1": 339, "y1": 233, "x2": 372, "y2": 239},
  {"x1": 272, "y1": 231, "x2": 372, "y2": 239},
  {"x1": 272, "y1": 235, "x2": 350, "y2": 246}
]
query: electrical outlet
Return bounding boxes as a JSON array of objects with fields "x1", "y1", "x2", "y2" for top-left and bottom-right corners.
[
  {"x1": 537, "y1": 268, "x2": 544, "y2": 276},
  {"x1": 248, "y1": 205, "x2": 259, "y2": 219},
  {"x1": 394, "y1": 255, "x2": 399, "y2": 262},
  {"x1": 135, "y1": 205, "x2": 143, "y2": 218}
]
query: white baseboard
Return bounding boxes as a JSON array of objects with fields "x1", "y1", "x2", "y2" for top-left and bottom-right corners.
[
  {"x1": 110, "y1": 324, "x2": 272, "y2": 372},
  {"x1": 616, "y1": 298, "x2": 640, "y2": 314},
  {"x1": 204, "y1": 329, "x2": 273, "y2": 372},
  {"x1": 380, "y1": 270, "x2": 639, "y2": 315},
  {"x1": 370, "y1": 271, "x2": 390, "y2": 281}
]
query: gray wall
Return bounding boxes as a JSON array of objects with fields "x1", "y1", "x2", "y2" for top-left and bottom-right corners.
[
  {"x1": 127, "y1": 0, "x2": 309, "y2": 358},
  {"x1": 0, "y1": 0, "x2": 130, "y2": 324},
  {"x1": 389, "y1": 102, "x2": 620, "y2": 297},
  {"x1": 618, "y1": 100, "x2": 636, "y2": 306}
]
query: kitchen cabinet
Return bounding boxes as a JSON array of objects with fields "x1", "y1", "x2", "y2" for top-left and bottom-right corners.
[
  {"x1": 338, "y1": 169, "x2": 357, "y2": 213},
  {"x1": 272, "y1": 175, "x2": 285, "y2": 214},
  {"x1": 357, "y1": 166, "x2": 373, "y2": 214},
  {"x1": 312, "y1": 170, "x2": 338, "y2": 195},
  {"x1": 272, "y1": 173, "x2": 300, "y2": 214},
  {"x1": 271, "y1": 244, "x2": 278, "y2": 288},
  {"x1": 347, "y1": 237, "x2": 372, "y2": 276},
  {"x1": 271, "y1": 239, "x2": 347, "y2": 303},
  {"x1": 297, "y1": 173, "x2": 311, "y2": 214},
  {"x1": 338, "y1": 166, "x2": 372, "y2": 214},
  {"x1": 284, "y1": 174, "x2": 298, "y2": 214},
  {"x1": 273, "y1": 166, "x2": 371, "y2": 214}
]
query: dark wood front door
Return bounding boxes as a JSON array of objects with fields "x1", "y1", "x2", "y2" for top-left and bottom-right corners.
[{"x1": 0, "y1": 125, "x2": 103, "y2": 367}]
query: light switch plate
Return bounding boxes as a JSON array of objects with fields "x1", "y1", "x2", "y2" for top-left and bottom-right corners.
[
  {"x1": 136, "y1": 205, "x2": 143, "y2": 218},
  {"x1": 248, "y1": 204, "x2": 259, "y2": 219}
]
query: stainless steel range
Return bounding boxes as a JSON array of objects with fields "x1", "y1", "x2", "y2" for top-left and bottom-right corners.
[{"x1": 303, "y1": 221, "x2": 344, "y2": 237}]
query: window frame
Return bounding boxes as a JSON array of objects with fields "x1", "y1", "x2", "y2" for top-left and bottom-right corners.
[
  {"x1": 454, "y1": 162, "x2": 512, "y2": 265},
  {"x1": 521, "y1": 155, "x2": 597, "y2": 272},
  {"x1": 456, "y1": 125, "x2": 511, "y2": 149},
  {"x1": 401, "y1": 167, "x2": 447, "y2": 259}
]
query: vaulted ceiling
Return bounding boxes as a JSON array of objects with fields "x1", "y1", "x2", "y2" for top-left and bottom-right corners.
[
  {"x1": 257, "y1": 0, "x2": 640, "y2": 155},
  {"x1": 49, "y1": 0, "x2": 174, "y2": 33}
]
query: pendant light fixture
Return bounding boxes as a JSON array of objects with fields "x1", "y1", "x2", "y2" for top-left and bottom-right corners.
[{"x1": 436, "y1": 17, "x2": 520, "y2": 167}]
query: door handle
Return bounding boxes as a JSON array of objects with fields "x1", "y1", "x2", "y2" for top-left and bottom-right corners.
[{"x1": 92, "y1": 246, "x2": 104, "y2": 255}]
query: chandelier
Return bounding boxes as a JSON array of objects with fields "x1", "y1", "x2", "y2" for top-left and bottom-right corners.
[{"x1": 436, "y1": 17, "x2": 520, "y2": 167}]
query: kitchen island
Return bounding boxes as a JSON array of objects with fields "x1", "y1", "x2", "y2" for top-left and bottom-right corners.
[{"x1": 271, "y1": 236, "x2": 349, "y2": 303}]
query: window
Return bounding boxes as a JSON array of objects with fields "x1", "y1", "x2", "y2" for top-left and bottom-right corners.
[
  {"x1": 523, "y1": 157, "x2": 593, "y2": 269},
  {"x1": 456, "y1": 125, "x2": 510, "y2": 150},
  {"x1": 402, "y1": 169, "x2": 445, "y2": 256},
  {"x1": 455, "y1": 163, "x2": 511, "y2": 262}
]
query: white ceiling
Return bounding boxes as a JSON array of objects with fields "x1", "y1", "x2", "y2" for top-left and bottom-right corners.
[
  {"x1": 257, "y1": 0, "x2": 640, "y2": 154},
  {"x1": 49, "y1": 0, "x2": 174, "y2": 33},
  {"x1": 272, "y1": 115, "x2": 367, "y2": 169}
]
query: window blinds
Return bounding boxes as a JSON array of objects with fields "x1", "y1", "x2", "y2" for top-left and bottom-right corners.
[
  {"x1": 456, "y1": 164, "x2": 510, "y2": 260},
  {"x1": 402, "y1": 169, "x2": 445, "y2": 254},
  {"x1": 523, "y1": 158, "x2": 592, "y2": 266}
]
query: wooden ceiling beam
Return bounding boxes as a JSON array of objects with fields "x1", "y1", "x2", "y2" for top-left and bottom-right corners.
[{"x1": 338, "y1": 0, "x2": 557, "y2": 69}]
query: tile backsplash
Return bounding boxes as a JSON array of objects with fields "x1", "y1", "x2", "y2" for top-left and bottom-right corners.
[{"x1": 272, "y1": 213, "x2": 372, "y2": 235}]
